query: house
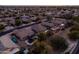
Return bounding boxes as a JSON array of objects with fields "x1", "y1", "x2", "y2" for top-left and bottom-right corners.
[
  {"x1": 41, "y1": 22, "x2": 54, "y2": 28},
  {"x1": 31, "y1": 24, "x2": 46, "y2": 33},
  {"x1": 0, "y1": 33, "x2": 18, "y2": 49},
  {"x1": 4, "y1": 26, "x2": 14, "y2": 31},
  {"x1": 30, "y1": 16, "x2": 37, "y2": 22},
  {"x1": 11, "y1": 27, "x2": 36, "y2": 48},
  {"x1": 4, "y1": 17, "x2": 15, "y2": 25},
  {"x1": 21, "y1": 15, "x2": 30, "y2": 22},
  {"x1": 12, "y1": 27, "x2": 34, "y2": 40},
  {"x1": 52, "y1": 18, "x2": 67, "y2": 25},
  {"x1": 0, "y1": 22, "x2": 7, "y2": 26},
  {"x1": 52, "y1": 18, "x2": 67, "y2": 31},
  {"x1": 42, "y1": 18, "x2": 67, "y2": 31}
]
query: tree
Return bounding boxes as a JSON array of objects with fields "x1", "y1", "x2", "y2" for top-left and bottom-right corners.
[
  {"x1": 0, "y1": 24, "x2": 5, "y2": 32},
  {"x1": 28, "y1": 32, "x2": 53, "y2": 54},
  {"x1": 50, "y1": 36, "x2": 68, "y2": 51},
  {"x1": 70, "y1": 25, "x2": 79, "y2": 32},
  {"x1": 37, "y1": 30, "x2": 54, "y2": 41},
  {"x1": 37, "y1": 32, "x2": 47, "y2": 41},
  {"x1": 47, "y1": 15, "x2": 52, "y2": 22},
  {"x1": 29, "y1": 41, "x2": 52, "y2": 54},
  {"x1": 31, "y1": 43, "x2": 46, "y2": 54},
  {"x1": 68, "y1": 24, "x2": 79, "y2": 41},
  {"x1": 46, "y1": 30, "x2": 53, "y2": 37},
  {"x1": 72, "y1": 16, "x2": 79, "y2": 23},
  {"x1": 15, "y1": 19, "x2": 22, "y2": 26},
  {"x1": 65, "y1": 20, "x2": 74, "y2": 28},
  {"x1": 62, "y1": 13, "x2": 72, "y2": 19},
  {"x1": 68, "y1": 31, "x2": 79, "y2": 41}
]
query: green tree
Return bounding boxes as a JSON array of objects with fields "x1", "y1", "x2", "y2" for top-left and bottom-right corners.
[
  {"x1": 68, "y1": 24, "x2": 79, "y2": 41},
  {"x1": 68, "y1": 31, "x2": 79, "y2": 41},
  {"x1": 72, "y1": 16, "x2": 79, "y2": 23},
  {"x1": 28, "y1": 32, "x2": 53, "y2": 54},
  {"x1": 31, "y1": 44, "x2": 46, "y2": 54},
  {"x1": 29, "y1": 41, "x2": 52, "y2": 54},
  {"x1": 37, "y1": 32, "x2": 47, "y2": 41},
  {"x1": 70, "y1": 25, "x2": 79, "y2": 32},
  {"x1": 0, "y1": 24, "x2": 5, "y2": 32},
  {"x1": 47, "y1": 15, "x2": 52, "y2": 22},
  {"x1": 15, "y1": 19, "x2": 22, "y2": 26},
  {"x1": 61, "y1": 13, "x2": 72, "y2": 19},
  {"x1": 46, "y1": 30, "x2": 53, "y2": 37},
  {"x1": 50, "y1": 36, "x2": 68, "y2": 51}
]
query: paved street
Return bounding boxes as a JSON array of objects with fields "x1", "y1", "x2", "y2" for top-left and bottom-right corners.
[{"x1": 0, "y1": 22, "x2": 40, "y2": 37}]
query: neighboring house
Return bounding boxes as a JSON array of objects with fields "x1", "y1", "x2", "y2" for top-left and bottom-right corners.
[
  {"x1": 0, "y1": 34, "x2": 18, "y2": 48},
  {"x1": 4, "y1": 26, "x2": 14, "y2": 31},
  {"x1": 42, "y1": 18, "x2": 66, "y2": 30},
  {"x1": 30, "y1": 16, "x2": 37, "y2": 22},
  {"x1": 52, "y1": 18, "x2": 67, "y2": 25},
  {"x1": 73, "y1": 12, "x2": 79, "y2": 17},
  {"x1": 31, "y1": 24, "x2": 46, "y2": 33},
  {"x1": 41, "y1": 22, "x2": 54, "y2": 28},
  {"x1": 4, "y1": 17, "x2": 15, "y2": 25},
  {"x1": 46, "y1": 11, "x2": 52, "y2": 15},
  {"x1": 21, "y1": 15, "x2": 31, "y2": 22},
  {"x1": 0, "y1": 22, "x2": 7, "y2": 26}
]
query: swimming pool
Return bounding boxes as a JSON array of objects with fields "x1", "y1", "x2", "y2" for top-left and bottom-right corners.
[{"x1": 11, "y1": 35, "x2": 18, "y2": 44}]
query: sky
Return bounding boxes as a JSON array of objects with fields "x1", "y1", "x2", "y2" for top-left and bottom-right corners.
[{"x1": 0, "y1": 0, "x2": 79, "y2": 5}]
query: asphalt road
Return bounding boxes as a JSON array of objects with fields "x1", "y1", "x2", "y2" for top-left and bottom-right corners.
[
  {"x1": 0, "y1": 22, "x2": 40, "y2": 37},
  {"x1": 71, "y1": 40, "x2": 79, "y2": 54}
]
